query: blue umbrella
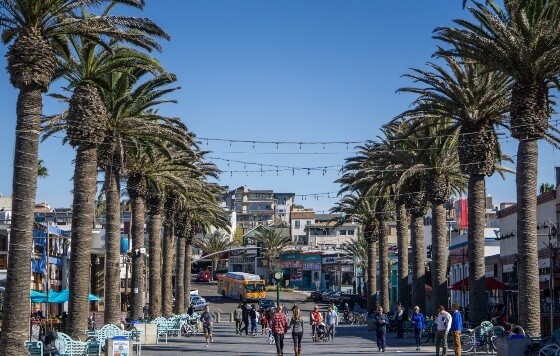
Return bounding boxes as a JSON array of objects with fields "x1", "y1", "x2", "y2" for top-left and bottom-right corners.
[
  {"x1": 51, "y1": 289, "x2": 102, "y2": 303},
  {"x1": 30, "y1": 290, "x2": 46, "y2": 303}
]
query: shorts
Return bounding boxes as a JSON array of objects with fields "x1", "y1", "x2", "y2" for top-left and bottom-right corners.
[{"x1": 203, "y1": 325, "x2": 213, "y2": 335}]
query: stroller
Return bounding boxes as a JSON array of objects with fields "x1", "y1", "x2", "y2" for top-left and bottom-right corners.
[{"x1": 316, "y1": 322, "x2": 327, "y2": 342}]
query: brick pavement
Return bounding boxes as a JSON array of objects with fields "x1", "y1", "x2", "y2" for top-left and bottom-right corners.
[{"x1": 141, "y1": 322, "x2": 440, "y2": 355}]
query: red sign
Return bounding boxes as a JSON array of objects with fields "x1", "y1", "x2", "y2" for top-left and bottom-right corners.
[{"x1": 454, "y1": 198, "x2": 468, "y2": 230}]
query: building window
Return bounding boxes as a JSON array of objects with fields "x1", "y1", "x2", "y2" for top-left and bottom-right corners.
[
  {"x1": 295, "y1": 221, "x2": 300, "y2": 229},
  {"x1": 306, "y1": 221, "x2": 311, "y2": 225}
]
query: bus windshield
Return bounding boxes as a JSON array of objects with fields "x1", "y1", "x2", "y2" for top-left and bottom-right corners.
[{"x1": 245, "y1": 283, "x2": 264, "y2": 292}]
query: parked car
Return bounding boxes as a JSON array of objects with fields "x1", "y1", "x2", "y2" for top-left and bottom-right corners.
[
  {"x1": 259, "y1": 298, "x2": 276, "y2": 310},
  {"x1": 338, "y1": 293, "x2": 365, "y2": 308},
  {"x1": 310, "y1": 290, "x2": 328, "y2": 302},
  {"x1": 190, "y1": 296, "x2": 209, "y2": 311},
  {"x1": 327, "y1": 292, "x2": 342, "y2": 304},
  {"x1": 321, "y1": 290, "x2": 337, "y2": 302},
  {"x1": 196, "y1": 271, "x2": 212, "y2": 282}
]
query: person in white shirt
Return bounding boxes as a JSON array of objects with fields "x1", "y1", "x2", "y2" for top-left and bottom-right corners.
[{"x1": 435, "y1": 305, "x2": 452, "y2": 356}]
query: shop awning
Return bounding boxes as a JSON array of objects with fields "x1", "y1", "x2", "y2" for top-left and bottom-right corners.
[{"x1": 449, "y1": 277, "x2": 509, "y2": 291}]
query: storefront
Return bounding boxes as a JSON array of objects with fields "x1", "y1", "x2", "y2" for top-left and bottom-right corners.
[
  {"x1": 280, "y1": 253, "x2": 302, "y2": 288},
  {"x1": 301, "y1": 254, "x2": 321, "y2": 290}
]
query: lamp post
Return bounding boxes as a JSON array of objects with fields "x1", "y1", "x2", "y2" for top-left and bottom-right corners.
[
  {"x1": 543, "y1": 220, "x2": 558, "y2": 335},
  {"x1": 273, "y1": 269, "x2": 282, "y2": 307}
]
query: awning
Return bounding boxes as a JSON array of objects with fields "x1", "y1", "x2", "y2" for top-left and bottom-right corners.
[{"x1": 449, "y1": 277, "x2": 509, "y2": 291}]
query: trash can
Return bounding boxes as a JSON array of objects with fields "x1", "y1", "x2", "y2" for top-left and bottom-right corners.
[{"x1": 105, "y1": 335, "x2": 131, "y2": 356}]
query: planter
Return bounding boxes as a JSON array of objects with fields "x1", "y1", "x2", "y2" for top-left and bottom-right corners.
[{"x1": 495, "y1": 336, "x2": 532, "y2": 356}]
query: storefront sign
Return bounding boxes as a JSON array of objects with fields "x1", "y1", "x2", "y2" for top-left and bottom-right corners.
[
  {"x1": 280, "y1": 260, "x2": 302, "y2": 269},
  {"x1": 303, "y1": 262, "x2": 321, "y2": 271},
  {"x1": 290, "y1": 269, "x2": 302, "y2": 281},
  {"x1": 322, "y1": 256, "x2": 337, "y2": 265},
  {"x1": 302, "y1": 254, "x2": 321, "y2": 263}
]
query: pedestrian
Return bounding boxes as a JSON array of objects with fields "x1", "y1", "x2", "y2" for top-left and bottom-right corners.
[
  {"x1": 289, "y1": 306, "x2": 304, "y2": 356},
  {"x1": 411, "y1": 305, "x2": 425, "y2": 351},
  {"x1": 374, "y1": 305, "x2": 389, "y2": 352},
  {"x1": 241, "y1": 302, "x2": 250, "y2": 336},
  {"x1": 393, "y1": 302, "x2": 404, "y2": 338},
  {"x1": 435, "y1": 305, "x2": 452, "y2": 356},
  {"x1": 310, "y1": 305, "x2": 323, "y2": 342},
  {"x1": 282, "y1": 304, "x2": 288, "y2": 315},
  {"x1": 325, "y1": 305, "x2": 338, "y2": 341},
  {"x1": 260, "y1": 306, "x2": 269, "y2": 335},
  {"x1": 43, "y1": 330, "x2": 59, "y2": 356},
  {"x1": 271, "y1": 306, "x2": 289, "y2": 356},
  {"x1": 200, "y1": 305, "x2": 215, "y2": 347},
  {"x1": 249, "y1": 303, "x2": 258, "y2": 336},
  {"x1": 234, "y1": 303, "x2": 243, "y2": 334},
  {"x1": 450, "y1": 303, "x2": 463, "y2": 356}
]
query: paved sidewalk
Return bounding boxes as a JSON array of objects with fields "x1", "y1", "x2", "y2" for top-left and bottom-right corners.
[{"x1": 141, "y1": 322, "x2": 439, "y2": 355}]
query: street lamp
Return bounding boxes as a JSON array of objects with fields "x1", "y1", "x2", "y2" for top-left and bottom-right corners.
[{"x1": 273, "y1": 269, "x2": 283, "y2": 307}]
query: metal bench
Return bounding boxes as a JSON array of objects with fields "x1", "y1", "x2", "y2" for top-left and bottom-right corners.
[
  {"x1": 55, "y1": 332, "x2": 88, "y2": 356},
  {"x1": 86, "y1": 323, "x2": 142, "y2": 355},
  {"x1": 24, "y1": 341, "x2": 43, "y2": 356}
]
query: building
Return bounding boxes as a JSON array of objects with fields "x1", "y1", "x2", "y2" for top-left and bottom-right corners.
[
  {"x1": 224, "y1": 186, "x2": 295, "y2": 234},
  {"x1": 290, "y1": 208, "x2": 315, "y2": 245}
]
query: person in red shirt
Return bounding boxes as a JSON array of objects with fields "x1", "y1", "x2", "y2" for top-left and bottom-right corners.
[
  {"x1": 310, "y1": 306, "x2": 323, "y2": 342},
  {"x1": 271, "y1": 306, "x2": 288, "y2": 356}
]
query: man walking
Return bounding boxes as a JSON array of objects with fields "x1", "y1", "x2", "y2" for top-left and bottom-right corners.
[
  {"x1": 234, "y1": 303, "x2": 243, "y2": 334},
  {"x1": 241, "y1": 302, "x2": 250, "y2": 336},
  {"x1": 450, "y1": 304, "x2": 463, "y2": 356},
  {"x1": 200, "y1": 305, "x2": 215, "y2": 347},
  {"x1": 395, "y1": 302, "x2": 405, "y2": 338},
  {"x1": 325, "y1": 305, "x2": 338, "y2": 341},
  {"x1": 374, "y1": 306, "x2": 389, "y2": 352},
  {"x1": 435, "y1": 305, "x2": 452, "y2": 356}
]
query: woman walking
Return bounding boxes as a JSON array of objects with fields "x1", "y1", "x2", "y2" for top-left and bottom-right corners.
[
  {"x1": 411, "y1": 306, "x2": 425, "y2": 351},
  {"x1": 260, "y1": 306, "x2": 269, "y2": 335},
  {"x1": 271, "y1": 306, "x2": 289, "y2": 356},
  {"x1": 289, "y1": 306, "x2": 304, "y2": 355}
]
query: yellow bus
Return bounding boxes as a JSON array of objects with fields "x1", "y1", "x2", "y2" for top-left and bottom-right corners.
[{"x1": 217, "y1": 272, "x2": 266, "y2": 301}]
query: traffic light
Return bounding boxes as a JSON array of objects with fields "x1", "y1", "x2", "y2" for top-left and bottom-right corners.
[{"x1": 427, "y1": 245, "x2": 432, "y2": 259}]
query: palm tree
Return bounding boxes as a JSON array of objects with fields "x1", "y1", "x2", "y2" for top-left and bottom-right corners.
[
  {"x1": 397, "y1": 56, "x2": 512, "y2": 325},
  {"x1": 340, "y1": 235, "x2": 368, "y2": 279},
  {"x1": 248, "y1": 227, "x2": 293, "y2": 279},
  {"x1": 195, "y1": 231, "x2": 235, "y2": 280},
  {"x1": 45, "y1": 39, "x2": 169, "y2": 336},
  {"x1": 434, "y1": 0, "x2": 560, "y2": 335},
  {"x1": 0, "y1": 1, "x2": 168, "y2": 350},
  {"x1": 332, "y1": 193, "x2": 381, "y2": 312}
]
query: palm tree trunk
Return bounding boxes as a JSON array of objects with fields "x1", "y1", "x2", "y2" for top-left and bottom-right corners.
[
  {"x1": 396, "y1": 202, "x2": 410, "y2": 311},
  {"x1": 162, "y1": 219, "x2": 175, "y2": 317},
  {"x1": 129, "y1": 194, "x2": 146, "y2": 320},
  {"x1": 431, "y1": 203, "x2": 448, "y2": 317},
  {"x1": 147, "y1": 200, "x2": 163, "y2": 318},
  {"x1": 366, "y1": 235, "x2": 377, "y2": 312},
  {"x1": 175, "y1": 237, "x2": 185, "y2": 314},
  {"x1": 0, "y1": 88, "x2": 42, "y2": 355},
  {"x1": 184, "y1": 241, "x2": 193, "y2": 308},
  {"x1": 467, "y1": 174, "x2": 487, "y2": 326},
  {"x1": 103, "y1": 166, "x2": 122, "y2": 325},
  {"x1": 378, "y1": 222, "x2": 390, "y2": 311},
  {"x1": 67, "y1": 145, "x2": 98, "y2": 337},
  {"x1": 516, "y1": 140, "x2": 540, "y2": 336},
  {"x1": 411, "y1": 215, "x2": 426, "y2": 315}
]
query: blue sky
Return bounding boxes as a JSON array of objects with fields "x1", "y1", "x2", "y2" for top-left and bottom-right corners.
[{"x1": 0, "y1": 0, "x2": 558, "y2": 213}]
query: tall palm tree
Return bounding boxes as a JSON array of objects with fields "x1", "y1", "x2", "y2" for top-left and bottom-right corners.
[
  {"x1": 332, "y1": 193, "x2": 381, "y2": 312},
  {"x1": 397, "y1": 56, "x2": 512, "y2": 325},
  {"x1": 0, "y1": 1, "x2": 168, "y2": 350},
  {"x1": 195, "y1": 231, "x2": 235, "y2": 280},
  {"x1": 44, "y1": 38, "x2": 169, "y2": 336},
  {"x1": 248, "y1": 227, "x2": 293, "y2": 279},
  {"x1": 434, "y1": 0, "x2": 560, "y2": 335},
  {"x1": 340, "y1": 234, "x2": 368, "y2": 276}
]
